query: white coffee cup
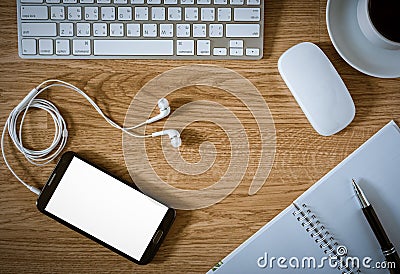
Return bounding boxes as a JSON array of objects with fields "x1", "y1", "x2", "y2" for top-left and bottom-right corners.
[{"x1": 357, "y1": 0, "x2": 400, "y2": 50}]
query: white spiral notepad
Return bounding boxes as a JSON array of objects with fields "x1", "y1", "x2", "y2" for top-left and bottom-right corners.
[{"x1": 208, "y1": 121, "x2": 400, "y2": 274}]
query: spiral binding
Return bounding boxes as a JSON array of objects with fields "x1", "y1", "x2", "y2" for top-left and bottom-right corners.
[{"x1": 292, "y1": 203, "x2": 360, "y2": 274}]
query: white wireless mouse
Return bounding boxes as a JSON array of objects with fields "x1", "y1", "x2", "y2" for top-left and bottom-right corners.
[{"x1": 278, "y1": 42, "x2": 355, "y2": 136}]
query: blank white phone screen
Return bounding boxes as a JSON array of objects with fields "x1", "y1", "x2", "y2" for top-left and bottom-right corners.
[{"x1": 45, "y1": 156, "x2": 168, "y2": 261}]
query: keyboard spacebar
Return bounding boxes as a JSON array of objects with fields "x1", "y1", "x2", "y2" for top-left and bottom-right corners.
[{"x1": 94, "y1": 40, "x2": 174, "y2": 56}]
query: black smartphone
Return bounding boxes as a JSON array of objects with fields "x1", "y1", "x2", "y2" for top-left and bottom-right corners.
[{"x1": 36, "y1": 151, "x2": 175, "y2": 265}]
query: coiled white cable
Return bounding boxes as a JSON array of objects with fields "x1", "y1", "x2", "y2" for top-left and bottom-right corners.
[{"x1": 1, "y1": 79, "x2": 151, "y2": 196}]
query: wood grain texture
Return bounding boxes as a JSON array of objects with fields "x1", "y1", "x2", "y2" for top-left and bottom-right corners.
[{"x1": 0, "y1": 0, "x2": 399, "y2": 273}]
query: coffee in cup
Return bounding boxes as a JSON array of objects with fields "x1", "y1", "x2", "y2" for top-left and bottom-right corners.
[{"x1": 357, "y1": 0, "x2": 400, "y2": 50}]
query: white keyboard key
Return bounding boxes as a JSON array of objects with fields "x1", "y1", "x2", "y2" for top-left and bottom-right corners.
[
  {"x1": 245, "y1": 47, "x2": 260, "y2": 56},
  {"x1": 213, "y1": 47, "x2": 227, "y2": 56},
  {"x1": 185, "y1": 8, "x2": 198, "y2": 21},
  {"x1": 114, "y1": 0, "x2": 127, "y2": 3},
  {"x1": 135, "y1": 7, "x2": 148, "y2": 20},
  {"x1": 193, "y1": 24, "x2": 206, "y2": 37},
  {"x1": 234, "y1": 8, "x2": 260, "y2": 21},
  {"x1": 77, "y1": 23, "x2": 91, "y2": 36},
  {"x1": 21, "y1": 39, "x2": 36, "y2": 55},
  {"x1": 177, "y1": 24, "x2": 190, "y2": 37},
  {"x1": 143, "y1": 24, "x2": 157, "y2": 37},
  {"x1": 247, "y1": 0, "x2": 260, "y2": 4},
  {"x1": 230, "y1": 0, "x2": 243, "y2": 4},
  {"x1": 214, "y1": 0, "x2": 227, "y2": 3},
  {"x1": 63, "y1": 0, "x2": 77, "y2": 3},
  {"x1": 181, "y1": 0, "x2": 194, "y2": 4},
  {"x1": 230, "y1": 47, "x2": 243, "y2": 56},
  {"x1": 164, "y1": 0, "x2": 177, "y2": 3},
  {"x1": 168, "y1": 7, "x2": 181, "y2": 21},
  {"x1": 127, "y1": 24, "x2": 140, "y2": 36},
  {"x1": 217, "y1": 8, "x2": 231, "y2": 21},
  {"x1": 68, "y1": 7, "x2": 82, "y2": 20},
  {"x1": 21, "y1": 23, "x2": 57, "y2": 37},
  {"x1": 118, "y1": 7, "x2": 132, "y2": 20},
  {"x1": 147, "y1": 0, "x2": 161, "y2": 3},
  {"x1": 177, "y1": 40, "x2": 194, "y2": 55},
  {"x1": 201, "y1": 8, "x2": 214, "y2": 21},
  {"x1": 230, "y1": 40, "x2": 243, "y2": 47},
  {"x1": 97, "y1": 0, "x2": 111, "y2": 2},
  {"x1": 85, "y1": 7, "x2": 99, "y2": 21},
  {"x1": 56, "y1": 40, "x2": 70, "y2": 55},
  {"x1": 130, "y1": 0, "x2": 144, "y2": 3},
  {"x1": 152, "y1": 7, "x2": 165, "y2": 21},
  {"x1": 73, "y1": 40, "x2": 91, "y2": 55},
  {"x1": 209, "y1": 24, "x2": 223, "y2": 37},
  {"x1": 160, "y1": 24, "x2": 173, "y2": 37},
  {"x1": 47, "y1": 0, "x2": 61, "y2": 2},
  {"x1": 110, "y1": 23, "x2": 124, "y2": 36},
  {"x1": 94, "y1": 40, "x2": 174, "y2": 55},
  {"x1": 197, "y1": 40, "x2": 210, "y2": 55},
  {"x1": 226, "y1": 24, "x2": 260, "y2": 37},
  {"x1": 197, "y1": 0, "x2": 211, "y2": 4},
  {"x1": 50, "y1": 6, "x2": 64, "y2": 20},
  {"x1": 80, "y1": 0, "x2": 94, "y2": 3},
  {"x1": 101, "y1": 7, "x2": 115, "y2": 20},
  {"x1": 21, "y1": 6, "x2": 48, "y2": 20},
  {"x1": 39, "y1": 39, "x2": 53, "y2": 55},
  {"x1": 59, "y1": 22, "x2": 73, "y2": 37},
  {"x1": 93, "y1": 23, "x2": 107, "y2": 36},
  {"x1": 22, "y1": 0, "x2": 42, "y2": 2}
]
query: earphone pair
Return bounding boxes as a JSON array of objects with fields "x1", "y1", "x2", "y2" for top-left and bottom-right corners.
[
  {"x1": 142, "y1": 98, "x2": 181, "y2": 148},
  {"x1": 124, "y1": 96, "x2": 181, "y2": 147},
  {"x1": 1, "y1": 79, "x2": 181, "y2": 195}
]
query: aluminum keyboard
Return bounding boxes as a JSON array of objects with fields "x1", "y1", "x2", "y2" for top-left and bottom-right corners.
[{"x1": 17, "y1": 0, "x2": 264, "y2": 60}]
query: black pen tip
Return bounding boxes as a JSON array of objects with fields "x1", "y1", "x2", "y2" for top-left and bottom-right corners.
[{"x1": 352, "y1": 179, "x2": 370, "y2": 208}]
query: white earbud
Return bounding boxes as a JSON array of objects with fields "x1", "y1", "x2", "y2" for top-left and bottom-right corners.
[
  {"x1": 146, "y1": 98, "x2": 171, "y2": 124},
  {"x1": 152, "y1": 129, "x2": 182, "y2": 148}
]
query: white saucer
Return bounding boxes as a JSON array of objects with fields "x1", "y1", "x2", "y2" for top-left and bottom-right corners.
[{"x1": 326, "y1": 0, "x2": 400, "y2": 78}]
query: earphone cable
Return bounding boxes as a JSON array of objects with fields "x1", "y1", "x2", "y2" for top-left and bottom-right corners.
[{"x1": 1, "y1": 80, "x2": 152, "y2": 196}]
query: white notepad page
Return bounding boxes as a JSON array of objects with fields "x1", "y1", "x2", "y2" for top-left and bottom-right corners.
[{"x1": 209, "y1": 121, "x2": 400, "y2": 274}]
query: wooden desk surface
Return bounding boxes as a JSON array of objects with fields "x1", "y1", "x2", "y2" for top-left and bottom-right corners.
[{"x1": 0, "y1": 1, "x2": 399, "y2": 273}]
